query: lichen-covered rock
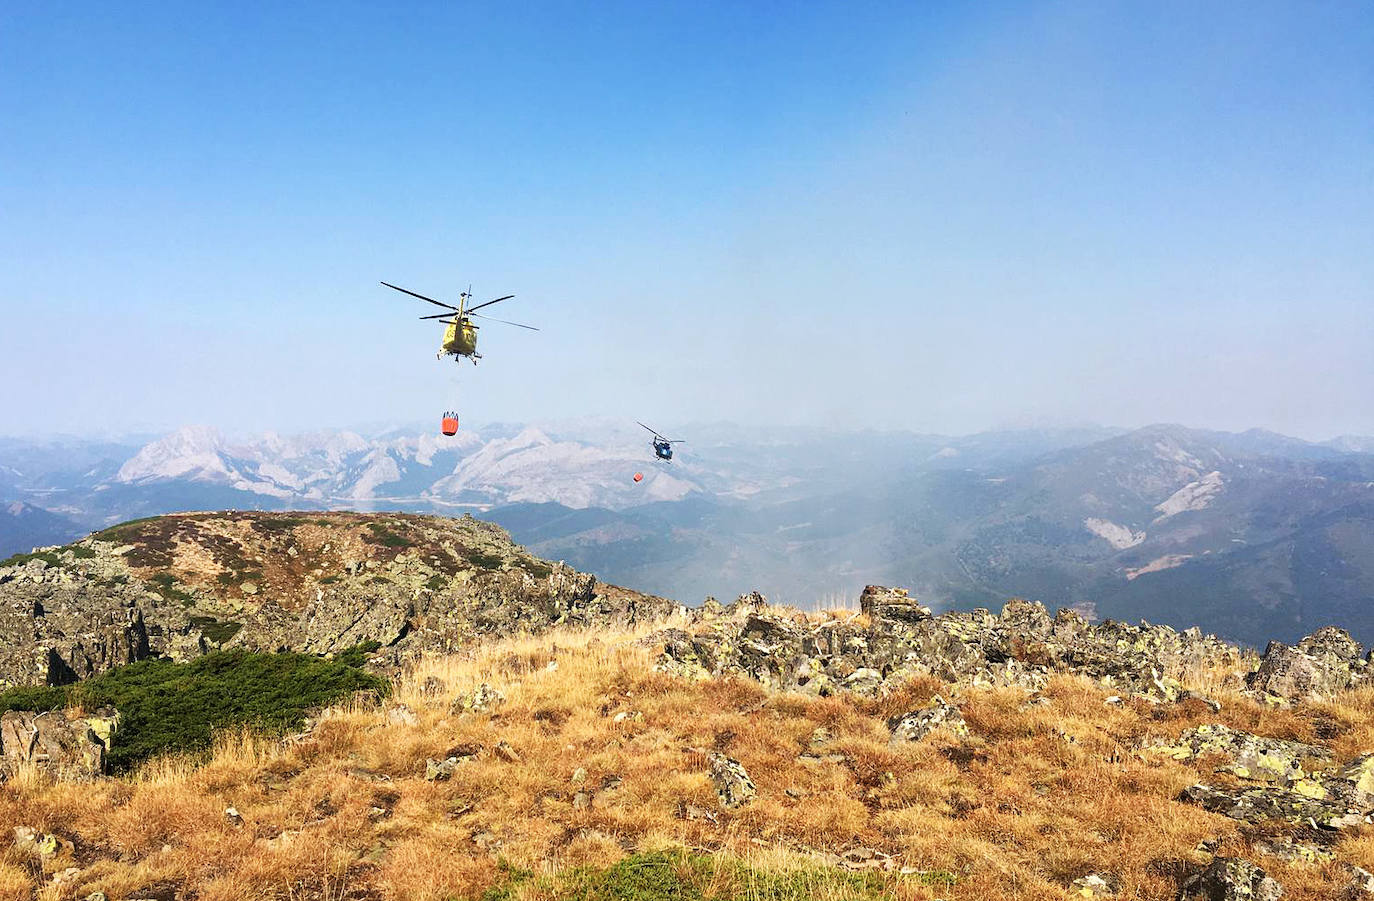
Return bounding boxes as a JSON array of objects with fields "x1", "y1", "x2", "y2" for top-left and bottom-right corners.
[
  {"x1": 1181, "y1": 782, "x2": 1368, "y2": 830},
  {"x1": 708, "y1": 752, "x2": 756, "y2": 809},
  {"x1": 450, "y1": 682, "x2": 504, "y2": 714},
  {"x1": 1144, "y1": 724, "x2": 1330, "y2": 793},
  {"x1": 1247, "y1": 628, "x2": 1368, "y2": 701},
  {"x1": 1178, "y1": 856, "x2": 1283, "y2": 901},
  {"x1": 12, "y1": 825, "x2": 74, "y2": 860},
  {"x1": 859, "y1": 585, "x2": 931, "y2": 625},
  {"x1": 889, "y1": 695, "x2": 968, "y2": 744},
  {"x1": 1071, "y1": 872, "x2": 1119, "y2": 897},
  {"x1": 1, "y1": 709, "x2": 115, "y2": 779},
  {"x1": 651, "y1": 592, "x2": 1249, "y2": 702},
  {"x1": 1343, "y1": 864, "x2": 1374, "y2": 897}
]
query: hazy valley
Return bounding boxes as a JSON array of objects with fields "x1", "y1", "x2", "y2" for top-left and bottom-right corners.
[{"x1": 4, "y1": 422, "x2": 1373, "y2": 648}]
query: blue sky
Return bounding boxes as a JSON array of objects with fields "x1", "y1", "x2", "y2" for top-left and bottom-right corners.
[{"x1": 2, "y1": 1, "x2": 1371, "y2": 439}]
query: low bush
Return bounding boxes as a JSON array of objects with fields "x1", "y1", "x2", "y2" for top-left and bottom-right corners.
[{"x1": 0, "y1": 647, "x2": 387, "y2": 772}]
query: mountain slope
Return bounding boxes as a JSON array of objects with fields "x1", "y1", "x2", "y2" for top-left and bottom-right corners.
[{"x1": 0, "y1": 511, "x2": 673, "y2": 687}]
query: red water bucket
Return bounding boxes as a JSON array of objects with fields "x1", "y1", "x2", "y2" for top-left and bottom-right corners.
[
  {"x1": 441, "y1": 415, "x2": 459, "y2": 436},
  {"x1": 633, "y1": 472, "x2": 643, "y2": 483}
]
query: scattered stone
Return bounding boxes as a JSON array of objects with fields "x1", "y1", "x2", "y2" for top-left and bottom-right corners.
[
  {"x1": 385, "y1": 704, "x2": 418, "y2": 726},
  {"x1": 1178, "y1": 856, "x2": 1283, "y2": 901},
  {"x1": 809, "y1": 726, "x2": 834, "y2": 748},
  {"x1": 420, "y1": 676, "x2": 446, "y2": 697},
  {"x1": 224, "y1": 807, "x2": 244, "y2": 827},
  {"x1": 1251, "y1": 837, "x2": 1333, "y2": 865},
  {"x1": 13, "y1": 825, "x2": 74, "y2": 860},
  {"x1": 1071, "y1": 872, "x2": 1119, "y2": 897},
  {"x1": 425, "y1": 757, "x2": 459, "y2": 781},
  {"x1": 1343, "y1": 864, "x2": 1374, "y2": 896},
  {"x1": 839, "y1": 846, "x2": 893, "y2": 871},
  {"x1": 572, "y1": 790, "x2": 591, "y2": 810},
  {"x1": 889, "y1": 695, "x2": 968, "y2": 744},
  {"x1": 451, "y1": 683, "x2": 504, "y2": 714},
  {"x1": 494, "y1": 741, "x2": 521, "y2": 763},
  {"x1": 1143, "y1": 724, "x2": 1330, "y2": 792},
  {"x1": 571, "y1": 766, "x2": 587, "y2": 784},
  {"x1": 708, "y1": 752, "x2": 757, "y2": 808},
  {"x1": 676, "y1": 800, "x2": 718, "y2": 823}
]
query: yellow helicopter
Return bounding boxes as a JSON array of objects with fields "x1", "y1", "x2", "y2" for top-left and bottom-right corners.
[{"x1": 381, "y1": 281, "x2": 537, "y2": 363}]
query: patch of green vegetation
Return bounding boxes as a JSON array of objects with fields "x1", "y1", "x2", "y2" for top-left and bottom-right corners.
[
  {"x1": 0, "y1": 647, "x2": 388, "y2": 772},
  {"x1": 424, "y1": 574, "x2": 448, "y2": 591},
  {"x1": 480, "y1": 859, "x2": 536, "y2": 901},
  {"x1": 369, "y1": 575, "x2": 390, "y2": 585},
  {"x1": 477, "y1": 850, "x2": 915, "y2": 901},
  {"x1": 466, "y1": 550, "x2": 506, "y2": 570},
  {"x1": 252, "y1": 516, "x2": 310, "y2": 534},
  {"x1": 526, "y1": 560, "x2": 554, "y2": 579},
  {"x1": 334, "y1": 640, "x2": 382, "y2": 668},
  {"x1": 365, "y1": 523, "x2": 411, "y2": 548},
  {"x1": 0, "y1": 684, "x2": 69, "y2": 716},
  {"x1": 70, "y1": 545, "x2": 97, "y2": 559},
  {"x1": 216, "y1": 572, "x2": 236, "y2": 585},
  {"x1": 0, "y1": 549, "x2": 64, "y2": 569},
  {"x1": 92, "y1": 516, "x2": 162, "y2": 542},
  {"x1": 148, "y1": 572, "x2": 195, "y2": 605},
  {"x1": 189, "y1": 616, "x2": 243, "y2": 645},
  {"x1": 319, "y1": 575, "x2": 342, "y2": 584}
]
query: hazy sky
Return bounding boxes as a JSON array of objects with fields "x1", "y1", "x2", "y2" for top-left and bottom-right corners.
[{"x1": 2, "y1": 2, "x2": 1371, "y2": 440}]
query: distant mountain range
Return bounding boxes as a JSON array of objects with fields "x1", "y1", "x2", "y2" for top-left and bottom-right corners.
[{"x1": 2, "y1": 422, "x2": 1372, "y2": 647}]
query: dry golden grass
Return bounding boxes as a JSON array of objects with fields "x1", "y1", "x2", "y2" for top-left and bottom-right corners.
[{"x1": 4, "y1": 621, "x2": 1374, "y2": 900}]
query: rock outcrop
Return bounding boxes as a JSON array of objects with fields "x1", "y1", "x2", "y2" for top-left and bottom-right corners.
[
  {"x1": 1178, "y1": 857, "x2": 1283, "y2": 901},
  {"x1": 653, "y1": 586, "x2": 1251, "y2": 701},
  {"x1": 1246, "y1": 627, "x2": 1370, "y2": 701},
  {"x1": 0, "y1": 512, "x2": 680, "y2": 687},
  {"x1": 0, "y1": 707, "x2": 119, "y2": 778}
]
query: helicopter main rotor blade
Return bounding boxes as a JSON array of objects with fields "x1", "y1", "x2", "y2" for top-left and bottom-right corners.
[
  {"x1": 637, "y1": 421, "x2": 663, "y2": 437},
  {"x1": 419, "y1": 312, "x2": 456, "y2": 320},
  {"x1": 463, "y1": 294, "x2": 515, "y2": 314},
  {"x1": 471, "y1": 312, "x2": 539, "y2": 330},
  {"x1": 381, "y1": 281, "x2": 458, "y2": 310}
]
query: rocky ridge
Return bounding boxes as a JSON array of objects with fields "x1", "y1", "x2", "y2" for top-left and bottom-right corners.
[
  {"x1": 0, "y1": 511, "x2": 677, "y2": 688},
  {"x1": 652, "y1": 586, "x2": 1256, "y2": 703}
]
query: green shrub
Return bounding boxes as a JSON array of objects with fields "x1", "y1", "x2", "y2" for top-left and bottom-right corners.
[
  {"x1": 365, "y1": 523, "x2": 410, "y2": 548},
  {"x1": 0, "y1": 684, "x2": 69, "y2": 716},
  {"x1": 188, "y1": 616, "x2": 243, "y2": 645},
  {"x1": 467, "y1": 550, "x2": 506, "y2": 570},
  {"x1": 0, "y1": 549, "x2": 64, "y2": 569},
  {"x1": 0, "y1": 648, "x2": 388, "y2": 773},
  {"x1": 148, "y1": 572, "x2": 195, "y2": 605}
]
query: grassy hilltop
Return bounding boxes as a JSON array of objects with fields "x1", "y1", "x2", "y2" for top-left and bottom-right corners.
[{"x1": 3, "y1": 514, "x2": 1374, "y2": 899}]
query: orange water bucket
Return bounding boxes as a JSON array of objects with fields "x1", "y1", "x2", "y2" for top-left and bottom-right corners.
[{"x1": 441, "y1": 415, "x2": 459, "y2": 436}]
